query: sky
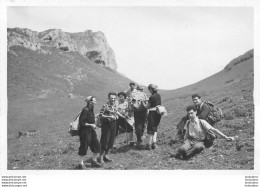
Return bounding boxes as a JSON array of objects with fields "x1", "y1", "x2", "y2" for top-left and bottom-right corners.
[{"x1": 7, "y1": 6, "x2": 253, "y2": 90}]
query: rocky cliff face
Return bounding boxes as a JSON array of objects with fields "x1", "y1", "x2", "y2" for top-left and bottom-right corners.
[{"x1": 7, "y1": 28, "x2": 117, "y2": 70}]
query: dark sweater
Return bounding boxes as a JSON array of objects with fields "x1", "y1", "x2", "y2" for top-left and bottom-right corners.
[
  {"x1": 149, "y1": 92, "x2": 161, "y2": 107},
  {"x1": 197, "y1": 102, "x2": 210, "y2": 120},
  {"x1": 79, "y1": 107, "x2": 95, "y2": 128}
]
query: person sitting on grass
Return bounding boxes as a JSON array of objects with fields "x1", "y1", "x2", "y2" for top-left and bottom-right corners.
[
  {"x1": 176, "y1": 94, "x2": 213, "y2": 140},
  {"x1": 170, "y1": 105, "x2": 234, "y2": 160}
]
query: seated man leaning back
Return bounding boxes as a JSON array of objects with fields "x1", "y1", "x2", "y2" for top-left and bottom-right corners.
[
  {"x1": 176, "y1": 93, "x2": 212, "y2": 139},
  {"x1": 171, "y1": 105, "x2": 234, "y2": 160}
]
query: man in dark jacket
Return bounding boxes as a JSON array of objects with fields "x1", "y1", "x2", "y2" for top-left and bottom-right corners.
[{"x1": 192, "y1": 94, "x2": 211, "y2": 123}]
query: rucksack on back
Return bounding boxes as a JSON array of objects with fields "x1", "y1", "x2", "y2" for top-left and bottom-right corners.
[
  {"x1": 69, "y1": 111, "x2": 81, "y2": 136},
  {"x1": 132, "y1": 99, "x2": 146, "y2": 112},
  {"x1": 131, "y1": 92, "x2": 147, "y2": 112},
  {"x1": 203, "y1": 101, "x2": 223, "y2": 123}
]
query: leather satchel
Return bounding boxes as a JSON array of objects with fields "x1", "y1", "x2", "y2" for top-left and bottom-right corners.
[{"x1": 199, "y1": 120, "x2": 216, "y2": 147}]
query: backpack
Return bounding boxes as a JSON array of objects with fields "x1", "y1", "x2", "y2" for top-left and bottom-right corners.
[
  {"x1": 203, "y1": 101, "x2": 223, "y2": 124},
  {"x1": 131, "y1": 92, "x2": 147, "y2": 112},
  {"x1": 156, "y1": 105, "x2": 168, "y2": 116},
  {"x1": 132, "y1": 99, "x2": 146, "y2": 112},
  {"x1": 69, "y1": 111, "x2": 81, "y2": 136},
  {"x1": 199, "y1": 120, "x2": 216, "y2": 148}
]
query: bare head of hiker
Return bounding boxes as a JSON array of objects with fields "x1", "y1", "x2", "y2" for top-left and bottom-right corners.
[
  {"x1": 191, "y1": 94, "x2": 202, "y2": 106},
  {"x1": 118, "y1": 92, "x2": 127, "y2": 102},
  {"x1": 108, "y1": 92, "x2": 117, "y2": 105},
  {"x1": 129, "y1": 82, "x2": 136, "y2": 90},
  {"x1": 186, "y1": 105, "x2": 198, "y2": 121}
]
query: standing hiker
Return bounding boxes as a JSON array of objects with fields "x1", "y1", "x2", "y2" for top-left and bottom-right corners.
[
  {"x1": 99, "y1": 92, "x2": 118, "y2": 164},
  {"x1": 131, "y1": 85, "x2": 148, "y2": 148},
  {"x1": 114, "y1": 92, "x2": 135, "y2": 148},
  {"x1": 78, "y1": 96, "x2": 102, "y2": 169},
  {"x1": 171, "y1": 105, "x2": 234, "y2": 160},
  {"x1": 125, "y1": 82, "x2": 137, "y2": 102},
  {"x1": 142, "y1": 84, "x2": 162, "y2": 150}
]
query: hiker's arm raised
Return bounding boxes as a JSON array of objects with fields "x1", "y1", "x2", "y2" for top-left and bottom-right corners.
[{"x1": 210, "y1": 128, "x2": 234, "y2": 141}]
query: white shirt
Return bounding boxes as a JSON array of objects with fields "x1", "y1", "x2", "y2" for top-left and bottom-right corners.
[{"x1": 184, "y1": 118, "x2": 213, "y2": 140}]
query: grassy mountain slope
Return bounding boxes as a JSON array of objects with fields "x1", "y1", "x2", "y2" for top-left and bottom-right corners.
[
  {"x1": 161, "y1": 49, "x2": 253, "y2": 102},
  {"x1": 8, "y1": 46, "x2": 133, "y2": 135},
  {"x1": 8, "y1": 48, "x2": 254, "y2": 170}
]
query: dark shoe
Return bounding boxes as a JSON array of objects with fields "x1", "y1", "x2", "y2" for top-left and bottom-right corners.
[
  {"x1": 170, "y1": 152, "x2": 186, "y2": 160},
  {"x1": 91, "y1": 160, "x2": 102, "y2": 168},
  {"x1": 151, "y1": 143, "x2": 157, "y2": 150},
  {"x1": 129, "y1": 142, "x2": 135, "y2": 147},
  {"x1": 103, "y1": 156, "x2": 113, "y2": 162},
  {"x1": 146, "y1": 144, "x2": 152, "y2": 150},
  {"x1": 78, "y1": 164, "x2": 87, "y2": 169}
]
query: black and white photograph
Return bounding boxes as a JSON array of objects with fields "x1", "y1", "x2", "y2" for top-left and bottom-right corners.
[{"x1": 1, "y1": 1, "x2": 259, "y2": 186}]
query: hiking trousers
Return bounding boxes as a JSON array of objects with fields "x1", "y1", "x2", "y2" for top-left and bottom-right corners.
[
  {"x1": 78, "y1": 126, "x2": 101, "y2": 156},
  {"x1": 134, "y1": 110, "x2": 147, "y2": 142},
  {"x1": 147, "y1": 111, "x2": 161, "y2": 135},
  {"x1": 100, "y1": 121, "x2": 116, "y2": 154},
  {"x1": 177, "y1": 139, "x2": 205, "y2": 159}
]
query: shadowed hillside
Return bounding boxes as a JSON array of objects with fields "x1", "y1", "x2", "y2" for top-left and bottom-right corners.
[{"x1": 8, "y1": 45, "x2": 134, "y2": 135}]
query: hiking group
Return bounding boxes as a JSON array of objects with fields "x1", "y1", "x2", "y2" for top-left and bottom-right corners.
[{"x1": 73, "y1": 83, "x2": 235, "y2": 169}]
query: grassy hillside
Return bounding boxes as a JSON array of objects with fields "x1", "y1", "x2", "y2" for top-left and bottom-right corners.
[
  {"x1": 7, "y1": 48, "x2": 254, "y2": 170},
  {"x1": 161, "y1": 49, "x2": 254, "y2": 102},
  {"x1": 8, "y1": 46, "x2": 133, "y2": 135}
]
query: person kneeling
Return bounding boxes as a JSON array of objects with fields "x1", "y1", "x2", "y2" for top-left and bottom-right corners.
[{"x1": 171, "y1": 105, "x2": 234, "y2": 160}]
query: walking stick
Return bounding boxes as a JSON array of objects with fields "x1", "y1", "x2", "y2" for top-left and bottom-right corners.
[{"x1": 125, "y1": 118, "x2": 129, "y2": 145}]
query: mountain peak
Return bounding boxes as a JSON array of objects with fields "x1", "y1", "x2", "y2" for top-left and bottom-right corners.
[{"x1": 7, "y1": 27, "x2": 117, "y2": 70}]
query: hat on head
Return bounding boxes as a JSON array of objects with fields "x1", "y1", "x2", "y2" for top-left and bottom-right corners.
[
  {"x1": 85, "y1": 96, "x2": 93, "y2": 102},
  {"x1": 136, "y1": 85, "x2": 144, "y2": 90}
]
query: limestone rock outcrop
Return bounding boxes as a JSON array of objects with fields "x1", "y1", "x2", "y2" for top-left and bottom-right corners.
[{"x1": 7, "y1": 28, "x2": 117, "y2": 70}]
